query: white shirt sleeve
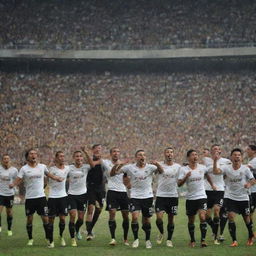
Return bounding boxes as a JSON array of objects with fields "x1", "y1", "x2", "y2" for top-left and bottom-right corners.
[
  {"x1": 178, "y1": 167, "x2": 186, "y2": 180},
  {"x1": 18, "y1": 167, "x2": 25, "y2": 179}
]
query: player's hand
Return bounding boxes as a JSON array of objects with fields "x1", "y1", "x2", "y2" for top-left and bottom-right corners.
[
  {"x1": 56, "y1": 176, "x2": 64, "y2": 182},
  {"x1": 186, "y1": 171, "x2": 192, "y2": 178},
  {"x1": 212, "y1": 152, "x2": 219, "y2": 161},
  {"x1": 150, "y1": 160, "x2": 159, "y2": 165},
  {"x1": 81, "y1": 146, "x2": 89, "y2": 154},
  {"x1": 9, "y1": 183, "x2": 14, "y2": 188},
  {"x1": 244, "y1": 182, "x2": 251, "y2": 189},
  {"x1": 212, "y1": 185, "x2": 217, "y2": 191}
]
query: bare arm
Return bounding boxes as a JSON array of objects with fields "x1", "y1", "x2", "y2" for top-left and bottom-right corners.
[
  {"x1": 178, "y1": 171, "x2": 191, "y2": 187},
  {"x1": 81, "y1": 146, "x2": 95, "y2": 167},
  {"x1": 46, "y1": 172, "x2": 63, "y2": 182},
  {"x1": 205, "y1": 173, "x2": 217, "y2": 190},
  {"x1": 151, "y1": 161, "x2": 164, "y2": 174},
  {"x1": 212, "y1": 153, "x2": 222, "y2": 174},
  {"x1": 110, "y1": 164, "x2": 126, "y2": 176},
  {"x1": 9, "y1": 177, "x2": 22, "y2": 188}
]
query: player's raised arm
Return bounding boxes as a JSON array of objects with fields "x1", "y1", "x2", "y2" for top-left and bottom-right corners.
[
  {"x1": 212, "y1": 152, "x2": 222, "y2": 174},
  {"x1": 150, "y1": 160, "x2": 164, "y2": 174},
  {"x1": 81, "y1": 146, "x2": 96, "y2": 167}
]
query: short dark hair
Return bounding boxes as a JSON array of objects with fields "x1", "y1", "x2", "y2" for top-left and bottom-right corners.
[
  {"x1": 110, "y1": 147, "x2": 119, "y2": 154},
  {"x1": 211, "y1": 144, "x2": 220, "y2": 150},
  {"x1": 187, "y1": 149, "x2": 197, "y2": 158},
  {"x1": 164, "y1": 147, "x2": 173, "y2": 153},
  {"x1": 135, "y1": 149, "x2": 144, "y2": 157},
  {"x1": 248, "y1": 145, "x2": 256, "y2": 151},
  {"x1": 1, "y1": 153, "x2": 10, "y2": 159},
  {"x1": 231, "y1": 148, "x2": 242, "y2": 156},
  {"x1": 92, "y1": 144, "x2": 101, "y2": 150},
  {"x1": 25, "y1": 148, "x2": 37, "y2": 160},
  {"x1": 55, "y1": 151, "x2": 64, "y2": 158},
  {"x1": 73, "y1": 150, "x2": 82, "y2": 157}
]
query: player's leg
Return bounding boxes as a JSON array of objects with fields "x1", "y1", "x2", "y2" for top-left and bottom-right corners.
[
  {"x1": 212, "y1": 204, "x2": 221, "y2": 243},
  {"x1": 76, "y1": 210, "x2": 85, "y2": 240},
  {"x1": 219, "y1": 199, "x2": 228, "y2": 241},
  {"x1": 26, "y1": 215, "x2": 34, "y2": 245},
  {"x1": 155, "y1": 211, "x2": 164, "y2": 244},
  {"x1": 67, "y1": 195, "x2": 78, "y2": 246},
  {"x1": 228, "y1": 211, "x2": 238, "y2": 246},
  {"x1": 166, "y1": 214, "x2": 175, "y2": 247},
  {"x1": 242, "y1": 201, "x2": 254, "y2": 246},
  {"x1": 0, "y1": 204, "x2": 3, "y2": 232},
  {"x1": 166, "y1": 197, "x2": 178, "y2": 247},
  {"x1": 121, "y1": 210, "x2": 129, "y2": 245},
  {"x1": 131, "y1": 207, "x2": 140, "y2": 248},
  {"x1": 6, "y1": 207, "x2": 13, "y2": 236},
  {"x1": 186, "y1": 200, "x2": 196, "y2": 247},
  {"x1": 141, "y1": 198, "x2": 153, "y2": 249},
  {"x1": 198, "y1": 209, "x2": 207, "y2": 247},
  {"x1": 59, "y1": 215, "x2": 66, "y2": 246}
]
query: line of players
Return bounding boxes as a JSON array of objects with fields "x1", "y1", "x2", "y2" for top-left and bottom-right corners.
[{"x1": 0, "y1": 144, "x2": 256, "y2": 249}]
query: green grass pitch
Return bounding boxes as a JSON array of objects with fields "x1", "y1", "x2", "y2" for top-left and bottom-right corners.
[{"x1": 0, "y1": 199, "x2": 255, "y2": 256}]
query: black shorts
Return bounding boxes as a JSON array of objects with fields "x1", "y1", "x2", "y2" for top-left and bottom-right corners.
[
  {"x1": 186, "y1": 198, "x2": 207, "y2": 216},
  {"x1": 48, "y1": 197, "x2": 68, "y2": 217},
  {"x1": 87, "y1": 186, "x2": 105, "y2": 208},
  {"x1": 106, "y1": 190, "x2": 129, "y2": 211},
  {"x1": 155, "y1": 197, "x2": 178, "y2": 215},
  {"x1": 0, "y1": 195, "x2": 14, "y2": 208},
  {"x1": 130, "y1": 198, "x2": 153, "y2": 218},
  {"x1": 68, "y1": 193, "x2": 87, "y2": 212},
  {"x1": 226, "y1": 198, "x2": 250, "y2": 216},
  {"x1": 25, "y1": 197, "x2": 48, "y2": 216},
  {"x1": 206, "y1": 191, "x2": 224, "y2": 209},
  {"x1": 249, "y1": 193, "x2": 256, "y2": 213}
]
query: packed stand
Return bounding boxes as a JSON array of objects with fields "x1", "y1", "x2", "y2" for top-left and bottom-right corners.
[
  {"x1": 0, "y1": 70, "x2": 255, "y2": 166},
  {"x1": 0, "y1": 0, "x2": 256, "y2": 50}
]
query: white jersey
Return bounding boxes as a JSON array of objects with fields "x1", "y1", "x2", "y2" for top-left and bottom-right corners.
[
  {"x1": 156, "y1": 162, "x2": 181, "y2": 197},
  {"x1": 18, "y1": 163, "x2": 49, "y2": 199},
  {"x1": 202, "y1": 157, "x2": 212, "y2": 167},
  {"x1": 178, "y1": 164, "x2": 207, "y2": 200},
  {"x1": 68, "y1": 164, "x2": 90, "y2": 195},
  {"x1": 205, "y1": 157, "x2": 231, "y2": 191},
  {"x1": 103, "y1": 159, "x2": 127, "y2": 192},
  {"x1": 248, "y1": 157, "x2": 256, "y2": 193},
  {"x1": 0, "y1": 166, "x2": 18, "y2": 196},
  {"x1": 220, "y1": 164, "x2": 253, "y2": 201},
  {"x1": 121, "y1": 163, "x2": 157, "y2": 199},
  {"x1": 48, "y1": 165, "x2": 69, "y2": 198}
]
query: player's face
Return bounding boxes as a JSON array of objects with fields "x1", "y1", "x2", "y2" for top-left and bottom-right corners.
[
  {"x1": 27, "y1": 150, "x2": 38, "y2": 163},
  {"x1": 111, "y1": 148, "x2": 120, "y2": 161},
  {"x1": 188, "y1": 151, "x2": 198, "y2": 163},
  {"x1": 164, "y1": 149, "x2": 174, "y2": 161},
  {"x1": 231, "y1": 151, "x2": 242, "y2": 164},
  {"x1": 246, "y1": 147, "x2": 255, "y2": 158},
  {"x1": 92, "y1": 145, "x2": 102, "y2": 159},
  {"x1": 2, "y1": 155, "x2": 10, "y2": 166},
  {"x1": 73, "y1": 152, "x2": 83, "y2": 165},
  {"x1": 136, "y1": 151, "x2": 146, "y2": 164},
  {"x1": 203, "y1": 149, "x2": 210, "y2": 157},
  {"x1": 211, "y1": 146, "x2": 221, "y2": 157},
  {"x1": 56, "y1": 153, "x2": 65, "y2": 165}
]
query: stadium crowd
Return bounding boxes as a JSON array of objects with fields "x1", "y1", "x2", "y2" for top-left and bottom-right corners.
[
  {"x1": 1, "y1": 0, "x2": 256, "y2": 50},
  {"x1": 0, "y1": 70, "x2": 255, "y2": 166}
]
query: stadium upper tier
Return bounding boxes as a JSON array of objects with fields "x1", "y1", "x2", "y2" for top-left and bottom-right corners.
[
  {"x1": 0, "y1": 71, "x2": 255, "y2": 165},
  {"x1": 1, "y1": 0, "x2": 256, "y2": 50}
]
